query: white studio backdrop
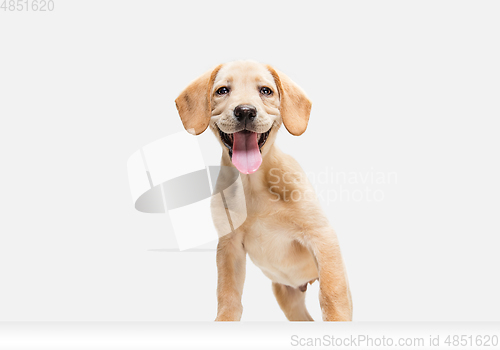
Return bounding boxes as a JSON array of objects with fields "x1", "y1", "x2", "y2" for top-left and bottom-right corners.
[{"x1": 0, "y1": 1, "x2": 499, "y2": 322}]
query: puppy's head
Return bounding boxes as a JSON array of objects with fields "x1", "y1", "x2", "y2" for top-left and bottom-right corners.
[{"x1": 175, "y1": 60, "x2": 311, "y2": 174}]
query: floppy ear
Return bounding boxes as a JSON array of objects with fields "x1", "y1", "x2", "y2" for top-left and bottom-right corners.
[
  {"x1": 267, "y1": 66, "x2": 312, "y2": 136},
  {"x1": 175, "y1": 64, "x2": 223, "y2": 135}
]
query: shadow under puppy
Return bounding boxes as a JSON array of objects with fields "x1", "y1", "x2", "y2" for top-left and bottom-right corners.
[{"x1": 175, "y1": 60, "x2": 352, "y2": 321}]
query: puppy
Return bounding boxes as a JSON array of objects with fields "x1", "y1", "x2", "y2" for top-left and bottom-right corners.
[{"x1": 175, "y1": 60, "x2": 352, "y2": 321}]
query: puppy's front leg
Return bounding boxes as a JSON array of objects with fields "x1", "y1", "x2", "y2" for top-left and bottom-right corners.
[
  {"x1": 215, "y1": 233, "x2": 246, "y2": 321},
  {"x1": 307, "y1": 229, "x2": 353, "y2": 321}
]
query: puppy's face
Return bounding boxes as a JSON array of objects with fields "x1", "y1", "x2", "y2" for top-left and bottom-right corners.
[
  {"x1": 210, "y1": 61, "x2": 280, "y2": 174},
  {"x1": 176, "y1": 60, "x2": 312, "y2": 174}
]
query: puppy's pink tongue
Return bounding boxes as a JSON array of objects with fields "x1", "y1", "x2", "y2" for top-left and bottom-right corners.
[{"x1": 232, "y1": 131, "x2": 262, "y2": 174}]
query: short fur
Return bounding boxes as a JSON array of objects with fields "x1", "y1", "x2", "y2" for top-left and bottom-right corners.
[{"x1": 175, "y1": 60, "x2": 352, "y2": 321}]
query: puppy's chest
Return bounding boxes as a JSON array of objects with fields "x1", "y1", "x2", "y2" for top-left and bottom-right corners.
[
  {"x1": 241, "y1": 216, "x2": 318, "y2": 287},
  {"x1": 242, "y1": 197, "x2": 299, "y2": 259},
  {"x1": 242, "y1": 217, "x2": 296, "y2": 258},
  {"x1": 241, "y1": 191, "x2": 306, "y2": 266}
]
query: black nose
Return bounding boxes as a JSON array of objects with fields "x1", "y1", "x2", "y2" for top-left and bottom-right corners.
[{"x1": 234, "y1": 104, "x2": 257, "y2": 122}]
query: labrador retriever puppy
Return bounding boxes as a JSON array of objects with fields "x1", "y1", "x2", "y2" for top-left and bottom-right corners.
[{"x1": 175, "y1": 60, "x2": 352, "y2": 321}]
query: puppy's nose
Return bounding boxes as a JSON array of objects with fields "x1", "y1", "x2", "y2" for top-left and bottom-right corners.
[{"x1": 234, "y1": 105, "x2": 257, "y2": 122}]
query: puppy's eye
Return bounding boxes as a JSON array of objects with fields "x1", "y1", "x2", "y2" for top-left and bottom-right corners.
[
  {"x1": 260, "y1": 87, "x2": 273, "y2": 96},
  {"x1": 216, "y1": 87, "x2": 230, "y2": 96}
]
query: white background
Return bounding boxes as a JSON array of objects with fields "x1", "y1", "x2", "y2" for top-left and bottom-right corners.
[{"x1": 0, "y1": 1, "x2": 499, "y2": 322}]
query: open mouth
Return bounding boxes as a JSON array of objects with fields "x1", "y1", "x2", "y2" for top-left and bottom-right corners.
[
  {"x1": 218, "y1": 128, "x2": 271, "y2": 157},
  {"x1": 217, "y1": 127, "x2": 271, "y2": 174}
]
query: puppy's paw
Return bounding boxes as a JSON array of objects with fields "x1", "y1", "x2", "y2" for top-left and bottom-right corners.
[
  {"x1": 215, "y1": 305, "x2": 243, "y2": 321},
  {"x1": 215, "y1": 315, "x2": 238, "y2": 322}
]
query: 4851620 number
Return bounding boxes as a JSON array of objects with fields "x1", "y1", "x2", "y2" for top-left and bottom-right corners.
[
  {"x1": 444, "y1": 334, "x2": 499, "y2": 347},
  {"x1": 1, "y1": 0, "x2": 54, "y2": 11}
]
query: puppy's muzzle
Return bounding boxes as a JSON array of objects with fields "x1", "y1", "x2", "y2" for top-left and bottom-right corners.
[{"x1": 234, "y1": 104, "x2": 257, "y2": 122}]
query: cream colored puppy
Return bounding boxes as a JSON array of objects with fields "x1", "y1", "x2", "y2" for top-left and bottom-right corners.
[{"x1": 175, "y1": 60, "x2": 352, "y2": 321}]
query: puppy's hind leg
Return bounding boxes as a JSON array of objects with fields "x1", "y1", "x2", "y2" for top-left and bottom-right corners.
[{"x1": 272, "y1": 282, "x2": 314, "y2": 321}]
